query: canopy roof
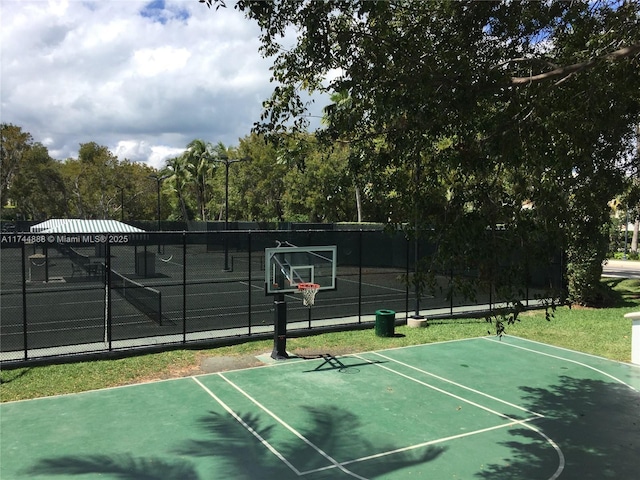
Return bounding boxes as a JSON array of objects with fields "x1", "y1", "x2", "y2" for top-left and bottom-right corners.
[{"x1": 30, "y1": 219, "x2": 144, "y2": 234}]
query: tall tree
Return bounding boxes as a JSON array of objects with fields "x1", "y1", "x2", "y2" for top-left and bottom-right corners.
[
  {"x1": 233, "y1": 134, "x2": 287, "y2": 221},
  {"x1": 202, "y1": 0, "x2": 640, "y2": 305},
  {"x1": 282, "y1": 136, "x2": 356, "y2": 222},
  {"x1": 324, "y1": 91, "x2": 364, "y2": 222},
  {"x1": 61, "y1": 142, "x2": 121, "y2": 219},
  {"x1": 0, "y1": 123, "x2": 33, "y2": 209},
  {"x1": 115, "y1": 160, "x2": 159, "y2": 222},
  {"x1": 8, "y1": 142, "x2": 68, "y2": 220},
  {"x1": 209, "y1": 141, "x2": 251, "y2": 222},
  {"x1": 183, "y1": 139, "x2": 216, "y2": 221},
  {"x1": 163, "y1": 155, "x2": 193, "y2": 221}
]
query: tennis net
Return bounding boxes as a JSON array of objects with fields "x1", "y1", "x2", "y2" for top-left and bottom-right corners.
[{"x1": 110, "y1": 270, "x2": 162, "y2": 325}]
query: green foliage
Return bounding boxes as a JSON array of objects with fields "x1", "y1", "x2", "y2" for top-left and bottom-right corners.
[
  {"x1": 180, "y1": 138, "x2": 221, "y2": 221},
  {"x1": 567, "y1": 253, "x2": 607, "y2": 306},
  {"x1": 59, "y1": 143, "x2": 159, "y2": 221},
  {"x1": 0, "y1": 123, "x2": 33, "y2": 208},
  {"x1": 283, "y1": 142, "x2": 356, "y2": 222},
  {"x1": 233, "y1": 133, "x2": 288, "y2": 221},
  {"x1": 199, "y1": 0, "x2": 640, "y2": 305},
  {"x1": 486, "y1": 301, "x2": 525, "y2": 339},
  {"x1": 8, "y1": 143, "x2": 68, "y2": 219},
  {"x1": 4, "y1": 0, "x2": 640, "y2": 311},
  {"x1": 163, "y1": 155, "x2": 196, "y2": 221},
  {"x1": 0, "y1": 125, "x2": 378, "y2": 225},
  {"x1": 3, "y1": 134, "x2": 160, "y2": 221}
]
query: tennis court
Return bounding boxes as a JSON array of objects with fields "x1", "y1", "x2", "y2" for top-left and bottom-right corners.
[
  {"x1": 2, "y1": 229, "x2": 563, "y2": 362},
  {"x1": 0, "y1": 241, "x2": 415, "y2": 359},
  {"x1": 2, "y1": 335, "x2": 639, "y2": 479},
  {"x1": 0, "y1": 260, "x2": 408, "y2": 350}
]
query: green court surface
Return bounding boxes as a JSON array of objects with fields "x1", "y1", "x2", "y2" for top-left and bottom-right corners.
[{"x1": 2, "y1": 336, "x2": 639, "y2": 479}]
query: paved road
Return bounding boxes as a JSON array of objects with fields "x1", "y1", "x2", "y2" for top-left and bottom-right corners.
[{"x1": 603, "y1": 259, "x2": 640, "y2": 279}]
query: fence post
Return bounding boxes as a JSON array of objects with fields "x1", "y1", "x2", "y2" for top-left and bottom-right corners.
[
  {"x1": 525, "y1": 258, "x2": 530, "y2": 308},
  {"x1": 405, "y1": 235, "x2": 409, "y2": 322},
  {"x1": 182, "y1": 232, "x2": 187, "y2": 343},
  {"x1": 358, "y1": 230, "x2": 363, "y2": 322},
  {"x1": 411, "y1": 235, "x2": 424, "y2": 320},
  {"x1": 248, "y1": 231, "x2": 252, "y2": 335},
  {"x1": 450, "y1": 268, "x2": 454, "y2": 316},
  {"x1": 21, "y1": 242, "x2": 28, "y2": 360},
  {"x1": 105, "y1": 241, "x2": 112, "y2": 350},
  {"x1": 271, "y1": 293, "x2": 288, "y2": 359}
]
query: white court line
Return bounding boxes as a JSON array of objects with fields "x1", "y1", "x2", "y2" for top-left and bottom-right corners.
[
  {"x1": 240, "y1": 280, "x2": 265, "y2": 291},
  {"x1": 352, "y1": 353, "x2": 565, "y2": 480},
  {"x1": 216, "y1": 373, "x2": 369, "y2": 480},
  {"x1": 338, "y1": 275, "x2": 408, "y2": 294},
  {"x1": 368, "y1": 351, "x2": 544, "y2": 418},
  {"x1": 352, "y1": 354, "x2": 537, "y2": 422},
  {"x1": 300, "y1": 416, "x2": 540, "y2": 475},
  {"x1": 482, "y1": 337, "x2": 639, "y2": 392},
  {"x1": 502, "y1": 334, "x2": 640, "y2": 368},
  {"x1": 190, "y1": 376, "x2": 302, "y2": 475}
]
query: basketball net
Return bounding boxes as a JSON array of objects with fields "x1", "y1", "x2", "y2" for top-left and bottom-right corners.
[{"x1": 297, "y1": 283, "x2": 320, "y2": 307}]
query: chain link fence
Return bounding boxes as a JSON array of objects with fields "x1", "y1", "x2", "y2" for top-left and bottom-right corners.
[{"x1": 0, "y1": 228, "x2": 563, "y2": 363}]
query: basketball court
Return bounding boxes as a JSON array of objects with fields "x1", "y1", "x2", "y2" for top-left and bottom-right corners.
[{"x1": 2, "y1": 335, "x2": 639, "y2": 479}]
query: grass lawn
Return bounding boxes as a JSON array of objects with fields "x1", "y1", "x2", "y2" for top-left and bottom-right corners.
[{"x1": 1, "y1": 278, "x2": 639, "y2": 403}]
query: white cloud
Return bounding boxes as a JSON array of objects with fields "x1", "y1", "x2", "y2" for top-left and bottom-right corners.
[
  {"x1": 114, "y1": 139, "x2": 185, "y2": 169},
  {"x1": 113, "y1": 139, "x2": 153, "y2": 163},
  {"x1": 132, "y1": 46, "x2": 191, "y2": 77},
  {"x1": 148, "y1": 145, "x2": 187, "y2": 169},
  {"x1": 0, "y1": 0, "x2": 295, "y2": 167}
]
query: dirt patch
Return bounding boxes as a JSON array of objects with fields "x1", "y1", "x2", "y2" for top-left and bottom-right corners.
[
  {"x1": 133, "y1": 364, "x2": 203, "y2": 384},
  {"x1": 197, "y1": 347, "x2": 358, "y2": 373},
  {"x1": 132, "y1": 355, "x2": 267, "y2": 384},
  {"x1": 134, "y1": 347, "x2": 361, "y2": 385},
  {"x1": 199, "y1": 355, "x2": 265, "y2": 373}
]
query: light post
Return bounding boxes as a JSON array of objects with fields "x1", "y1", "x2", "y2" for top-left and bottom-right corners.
[
  {"x1": 411, "y1": 156, "x2": 424, "y2": 320},
  {"x1": 212, "y1": 154, "x2": 249, "y2": 271},
  {"x1": 148, "y1": 174, "x2": 169, "y2": 253}
]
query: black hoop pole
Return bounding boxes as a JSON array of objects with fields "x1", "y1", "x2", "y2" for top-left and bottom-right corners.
[{"x1": 271, "y1": 293, "x2": 289, "y2": 359}]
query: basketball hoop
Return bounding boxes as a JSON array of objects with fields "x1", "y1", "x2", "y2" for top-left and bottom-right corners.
[{"x1": 297, "y1": 282, "x2": 320, "y2": 307}]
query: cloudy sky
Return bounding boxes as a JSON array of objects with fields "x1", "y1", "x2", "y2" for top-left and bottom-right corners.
[{"x1": 1, "y1": 0, "x2": 321, "y2": 169}]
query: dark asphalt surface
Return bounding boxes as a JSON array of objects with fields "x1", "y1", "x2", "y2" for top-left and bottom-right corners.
[{"x1": 602, "y1": 259, "x2": 640, "y2": 279}]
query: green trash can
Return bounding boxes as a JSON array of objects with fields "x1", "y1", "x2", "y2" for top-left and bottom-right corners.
[{"x1": 375, "y1": 309, "x2": 396, "y2": 337}]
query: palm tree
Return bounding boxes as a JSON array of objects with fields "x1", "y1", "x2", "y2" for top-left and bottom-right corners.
[
  {"x1": 164, "y1": 155, "x2": 192, "y2": 221},
  {"x1": 184, "y1": 139, "x2": 215, "y2": 221}
]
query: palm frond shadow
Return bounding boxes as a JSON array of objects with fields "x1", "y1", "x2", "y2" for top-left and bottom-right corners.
[
  {"x1": 476, "y1": 376, "x2": 640, "y2": 479},
  {"x1": 27, "y1": 405, "x2": 446, "y2": 479},
  {"x1": 27, "y1": 454, "x2": 198, "y2": 480},
  {"x1": 0, "y1": 367, "x2": 31, "y2": 385},
  {"x1": 177, "y1": 405, "x2": 446, "y2": 478}
]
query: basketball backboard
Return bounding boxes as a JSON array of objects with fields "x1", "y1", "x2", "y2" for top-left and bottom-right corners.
[{"x1": 265, "y1": 245, "x2": 337, "y2": 294}]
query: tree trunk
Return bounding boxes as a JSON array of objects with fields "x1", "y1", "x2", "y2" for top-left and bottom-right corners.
[
  {"x1": 354, "y1": 182, "x2": 363, "y2": 223},
  {"x1": 178, "y1": 191, "x2": 189, "y2": 221},
  {"x1": 634, "y1": 124, "x2": 640, "y2": 253},
  {"x1": 73, "y1": 177, "x2": 86, "y2": 219}
]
